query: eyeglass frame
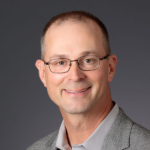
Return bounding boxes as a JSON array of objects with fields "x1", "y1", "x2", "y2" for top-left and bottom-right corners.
[{"x1": 43, "y1": 54, "x2": 110, "y2": 74}]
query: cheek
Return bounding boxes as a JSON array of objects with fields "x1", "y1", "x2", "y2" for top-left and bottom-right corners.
[
  {"x1": 45, "y1": 71, "x2": 65, "y2": 103},
  {"x1": 90, "y1": 69, "x2": 107, "y2": 83},
  {"x1": 89, "y1": 68, "x2": 108, "y2": 93},
  {"x1": 45, "y1": 69, "x2": 65, "y2": 87}
]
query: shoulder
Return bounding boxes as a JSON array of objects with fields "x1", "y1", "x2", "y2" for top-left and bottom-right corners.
[
  {"x1": 118, "y1": 108, "x2": 150, "y2": 148},
  {"x1": 26, "y1": 130, "x2": 59, "y2": 150},
  {"x1": 103, "y1": 107, "x2": 150, "y2": 149},
  {"x1": 130, "y1": 122, "x2": 150, "y2": 148}
]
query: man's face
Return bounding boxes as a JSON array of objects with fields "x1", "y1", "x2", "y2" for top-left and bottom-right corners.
[{"x1": 37, "y1": 21, "x2": 116, "y2": 115}]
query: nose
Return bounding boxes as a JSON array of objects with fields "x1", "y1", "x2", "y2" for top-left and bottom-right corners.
[{"x1": 66, "y1": 60, "x2": 86, "y2": 82}]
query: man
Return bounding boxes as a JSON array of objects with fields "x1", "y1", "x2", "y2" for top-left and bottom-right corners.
[{"x1": 27, "y1": 11, "x2": 150, "y2": 150}]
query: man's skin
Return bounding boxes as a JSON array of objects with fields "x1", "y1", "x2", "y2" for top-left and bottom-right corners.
[{"x1": 36, "y1": 19, "x2": 117, "y2": 147}]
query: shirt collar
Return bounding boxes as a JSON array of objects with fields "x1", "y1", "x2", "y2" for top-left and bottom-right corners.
[
  {"x1": 82, "y1": 102, "x2": 119, "y2": 150},
  {"x1": 56, "y1": 102, "x2": 119, "y2": 150},
  {"x1": 55, "y1": 120, "x2": 71, "y2": 150}
]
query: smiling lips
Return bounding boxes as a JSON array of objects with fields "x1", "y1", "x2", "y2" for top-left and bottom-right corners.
[{"x1": 65, "y1": 87, "x2": 91, "y2": 94}]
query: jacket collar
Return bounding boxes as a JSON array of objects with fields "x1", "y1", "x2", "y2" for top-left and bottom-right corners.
[
  {"x1": 101, "y1": 108, "x2": 133, "y2": 150},
  {"x1": 46, "y1": 131, "x2": 58, "y2": 150}
]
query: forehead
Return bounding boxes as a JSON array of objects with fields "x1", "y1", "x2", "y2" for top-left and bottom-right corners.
[{"x1": 44, "y1": 20, "x2": 106, "y2": 59}]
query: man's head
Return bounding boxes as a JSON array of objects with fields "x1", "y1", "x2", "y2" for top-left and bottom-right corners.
[{"x1": 36, "y1": 11, "x2": 117, "y2": 115}]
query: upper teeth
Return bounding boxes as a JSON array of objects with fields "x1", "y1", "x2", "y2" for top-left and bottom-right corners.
[{"x1": 66, "y1": 88, "x2": 88, "y2": 93}]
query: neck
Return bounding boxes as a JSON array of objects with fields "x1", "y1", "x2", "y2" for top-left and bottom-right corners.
[{"x1": 60, "y1": 89, "x2": 113, "y2": 146}]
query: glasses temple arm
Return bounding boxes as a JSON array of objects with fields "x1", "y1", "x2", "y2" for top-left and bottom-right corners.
[{"x1": 99, "y1": 54, "x2": 110, "y2": 60}]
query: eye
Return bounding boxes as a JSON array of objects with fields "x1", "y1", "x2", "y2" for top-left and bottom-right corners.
[
  {"x1": 50, "y1": 59, "x2": 68, "y2": 66},
  {"x1": 84, "y1": 59, "x2": 92, "y2": 63},
  {"x1": 58, "y1": 61, "x2": 65, "y2": 65}
]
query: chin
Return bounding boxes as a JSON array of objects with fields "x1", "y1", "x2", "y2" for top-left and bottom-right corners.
[{"x1": 61, "y1": 103, "x2": 92, "y2": 114}]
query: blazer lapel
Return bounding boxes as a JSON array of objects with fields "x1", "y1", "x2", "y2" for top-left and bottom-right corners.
[
  {"x1": 46, "y1": 131, "x2": 58, "y2": 150},
  {"x1": 101, "y1": 108, "x2": 133, "y2": 150}
]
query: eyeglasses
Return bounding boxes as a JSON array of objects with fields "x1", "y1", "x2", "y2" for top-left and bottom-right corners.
[{"x1": 43, "y1": 54, "x2": 109, "y2": 73}]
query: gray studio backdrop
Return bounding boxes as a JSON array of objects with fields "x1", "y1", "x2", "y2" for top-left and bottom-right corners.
[{"x1": 1, "y1": 1, "x2": 150, "y2": 150}]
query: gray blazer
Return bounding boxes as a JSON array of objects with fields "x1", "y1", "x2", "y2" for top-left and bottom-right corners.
[{"x1": 27, "y1": 108, "x2": 150, "y2": 150}]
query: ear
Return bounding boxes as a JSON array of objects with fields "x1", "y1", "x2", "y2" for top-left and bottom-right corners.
[
  {"x1": 107, "y1": 54, "x2": 117, "y2": 82},
  {"x1": 35, "y1": 59, "x2": 47, "y2": 87}
]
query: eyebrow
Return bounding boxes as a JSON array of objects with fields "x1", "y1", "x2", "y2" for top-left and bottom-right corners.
[
  {"x1": 49, "y1": 50, "x2": 98, "y2": 59},
  {"x1": 80, "y1": 51, "x2": 98, "y2": 56},
  {"x1": 49, "y1": 54, "x2": 68, "y2": 59}
]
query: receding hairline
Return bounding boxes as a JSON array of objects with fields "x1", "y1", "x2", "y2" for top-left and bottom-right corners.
[{"x1": 41, "y1": 11, "x2": 111, "y2": 60}]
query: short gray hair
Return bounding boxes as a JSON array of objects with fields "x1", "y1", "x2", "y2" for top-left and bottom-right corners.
[{"x1": 41, "y1": 11, "x2": 111, "y2": 60}]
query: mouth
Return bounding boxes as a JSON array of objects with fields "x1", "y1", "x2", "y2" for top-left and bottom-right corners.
[{"x1": 64, "y1": 87, "x2": 91, "y2": 94}]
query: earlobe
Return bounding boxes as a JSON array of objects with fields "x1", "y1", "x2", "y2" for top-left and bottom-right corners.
[
  {"x1": 107, "y1": 54, "x2": 117, "y2": 82},
  {"x1": 35, "y1": 60, "x2": 47, "y2": 87}
]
